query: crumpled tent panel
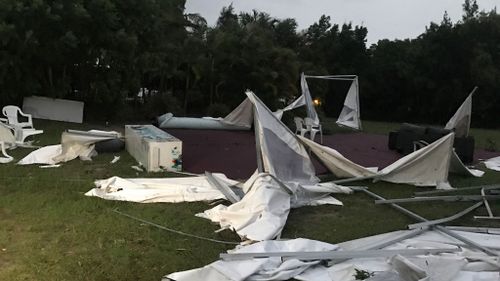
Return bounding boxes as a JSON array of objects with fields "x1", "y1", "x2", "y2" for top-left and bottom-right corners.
[
  {"x1": 165, "y1": 238, "x2": 338, "y2": 281},
  {"x1": 378, "y1": 133, "x2": 455, "y2": 188},
  {"x1": 298, "y1": 135, "x2": 377, "y2": 178},
  {"x1": 18, "y1": 130, "x2": 120, "y2": 165},
  {"x1": 247, "y1": 91, "x2": 318, "y2": 184},
  {"x1": 484, "y1": 156, "x2": 500, "y2": 171},
  {"x1": 165, "y1": 229, "x2": 500, "y2": 281},
  {"x1": 336, "y1": 77, "x2": 362, "y2": 130},
  {"x1": 85, "y1": 174, "x2": 239, "y2": 203},
  {"x1": 300, "y1": 73, "x2": 320, "y2": 126},
  {"x1": 445, "y1": 92, "x2": 472, "y2": 138},
  {"x1": 197, "y1": 174, "x2": 291, "y2": 241},
  {"x1": 449, "y1": 150, "x2": 484, "y2": 177}
]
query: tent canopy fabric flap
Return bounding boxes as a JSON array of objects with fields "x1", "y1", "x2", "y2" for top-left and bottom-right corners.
[
  {"x1": 336, "y1": 77, "x2": 362, "y2": 130},
  {"x1": 298, "y1": 135, "x2": 377, "y2": 179},
  {"x1": 378, "y1": 133, "x2": 455, "y2": 188},
  {"x1": 300, "y1": 73, "x2": 320, "y2": 126},
  {"x1": 445, "y1": 89, "x2": 474, "y2": 137},
  {"x1": 246, "y1": 90, "x2": 318, "y2": 184}
]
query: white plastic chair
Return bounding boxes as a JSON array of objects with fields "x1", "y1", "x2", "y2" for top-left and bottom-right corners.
[
  {"x1": 2, "y1": 105, "x2": 43, "y2": 143},
  {"x1": 0, "y1": 141, "x2": 13, "y2": 163},
  {"x1": 304, "y1": 117, "x2": 323, "y2": 143},
  {"x1": 294, "y1": 117, "x2": 309, "y2": 136}
]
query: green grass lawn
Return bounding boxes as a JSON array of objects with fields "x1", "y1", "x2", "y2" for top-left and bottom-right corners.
[{"x1": 0, "y1": 119, "x2": 499, "y2": 281}]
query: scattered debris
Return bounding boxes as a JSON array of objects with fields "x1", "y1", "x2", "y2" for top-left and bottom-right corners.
[{"x1": 110, "y1": 156, "x2": 120, "y2": 164}]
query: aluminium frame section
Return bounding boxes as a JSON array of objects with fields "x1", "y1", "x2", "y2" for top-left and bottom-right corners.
[
  {"x1": 414, "y1": 184, "x2": 500, "y2": 196},
  {"x1": 374, "y1": 195, "x2": 500, "y2": 204},
  {"x1": 356, "y1": 188, "x2": 499, "y2": 257},
  {"x1": 205, "y1": 171, "x2": 241, "y2": 204},
  {"x1": 253, "y1": 106, "x2": 264, "y2": 173},
  {"x1": 408, "y1": 201, "x2": 484, "y2": 229},
  {"x1": 474, "y1": 188, "x2": 500, "y2": 220},
  {"x1": 220, "y1": 248, "x2": 459, "y2": 261},
  {"x1": 446, "y1": 226, "x2": 500, "y2": 234}
]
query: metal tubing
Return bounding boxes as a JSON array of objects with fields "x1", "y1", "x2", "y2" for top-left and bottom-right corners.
[
  {"x1": 414, "y1": 184, "x2": 500, "y2": 196},
  {"x1": 408, "y1": 201, "x2": 484, "y2": 229},
  {"x1": 357, "y1": 188, "x2": 499, "y2": 257},
  {"x1": 375, "y1": 195, "x2": 500, "y2": 204},
  {"x1": 220, "y1": 248, "x2": 459, "y2": 261}
]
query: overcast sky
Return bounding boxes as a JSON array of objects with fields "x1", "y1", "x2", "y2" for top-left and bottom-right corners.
[{"x1": 185, "y1": 0, "x2": 498, "y2": 45}]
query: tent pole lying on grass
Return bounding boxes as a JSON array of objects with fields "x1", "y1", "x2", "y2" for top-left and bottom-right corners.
[
  {"x1": 332, "y1": 175, "x2": 379, "y2": 185},
  {"x1": 408, "y1": 201, "x2": 484, "y2": 229},
  {"x1": 414, "y1": 184, "x2": 500, "y2": 196},
  {"x1": 474, "y1": 188, "x2": 500, "y2": 220},
  {"x1": 446, "y1": 226, "x2": 500, "y2": 234},
  {"x1": 374, "y1": 195, "x2": 500, "y2": 204},
  {"x1": 352, "y1": 187, "x2": 499, "y2": 256},
  {"x1": 219, "y1": 248, "x2": 460, "y2": 261},
  {"x1": 111, "y1": 209, "x2": 239, "y2": 245},
  {"x1": 205, "y1": 171, "x2": 241, "y2": 204}
]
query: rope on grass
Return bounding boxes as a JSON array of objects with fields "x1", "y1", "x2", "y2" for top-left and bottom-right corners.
[{"x1": 111, "y1": 209, "x2": 240, "y2": 245}]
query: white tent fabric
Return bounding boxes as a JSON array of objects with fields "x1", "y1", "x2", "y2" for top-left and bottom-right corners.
[
  {"x1": 300, "y1": 73, "x2": 320, "y2": 126},
  {"x1": 165, "y1": 229, "x2": 500, "y2": 281},
  {"x1": 165, "y1": 238, "x2": 338, "y2": 281},
  {"x1": 378, "y1": 133, "x2": 455, "y2": 188},
  {"x1": 300, "y1": 133, "x2": 462, "y2": 188},
  {"x1": 220, "y1": 97, "x2": 254, "y2": 128},
  {"x1": 247, "y1": 90, "x2": 318, "y2": 184},
  {"x1": 198, "y1": 173, "x2": 291, "y2": 241},
  {"x1": 483, "y1": 156, "x2": 500, "y2": 172},
  {"x1": 273, "y1": 94, "x2": 305, "y2": 120},
  {"x1": 157, "y1": 98, "x2": 253, "y2": 130},
  {"x1": 449, "y1": 151, "x2": 484, "y2": 177},
  {"x1": 336, "y1": 77, "x2": 362, "y2": 130},
  {"x1": 445, "y1": 93, "x2": 472, "y2": 137},
  {"x1": 18, "y1": 144, "x2": 62, "y2": 165},
  {"x1": 85, "y1": 174, "x2": 239, "y2": 203},
  {"x1": 18, "y1": 130, "x2": 120, "y2": 165},
  {"x1": 298, "y1": 135, "x2": 377, "y2": 178}
]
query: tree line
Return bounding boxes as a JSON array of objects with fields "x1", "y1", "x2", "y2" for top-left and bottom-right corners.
[{"x1": 0, "y1": 0, "x2": 498, "y2": 127}]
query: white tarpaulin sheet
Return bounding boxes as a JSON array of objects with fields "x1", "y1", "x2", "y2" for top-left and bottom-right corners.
[
  {"x1": 445, "y1": 93, "x2": 472, "y2": 137},
  {"x1": 378, "y1": 133, "x2": 455, "y2": 188},
  {"x1": 18, "y1": 130, "x2": 120, "y2": 165},
  {"x1": 484, "y1": 156, "x2": 500, "y2": 172},
  {"x1": 85, "y1": 174, "x2": 239, "y2": 203},
  {"x1": 336, "y1": 77, "x2": 362, "y2": 130},
  {"x1": 198, "y1": 174, "x2": 291, "y2": 241},
  {"x1": 298, "y1": 135, "x2": 377, "y2": 178},
  {"x1": 165, "y1": 229, "x2": 500, "y2": 281},
  {"x1": 300, "y1": 73, "x2": 320, "y2": 126},
  {"x1": 158, "y1": 98, "x2": 253, "y2": 130},
  {"x1": 449, "y1": 150, "x2": 484, "y2": 177},
  {"x1": 247, "y1": 90, "x2": 318, "y2": 184},
  {"x1": 165, "y1": 238, "x2": 338, "y2": 281}
]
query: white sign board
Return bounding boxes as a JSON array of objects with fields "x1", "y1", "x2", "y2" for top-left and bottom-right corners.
[{"x1": 23, "y1": 96, "x2": 84, "y2": 123}]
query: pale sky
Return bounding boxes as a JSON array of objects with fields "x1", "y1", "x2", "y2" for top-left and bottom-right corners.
[{"x1": 185, "y1": 0, "x2": 498, "y2": 45}]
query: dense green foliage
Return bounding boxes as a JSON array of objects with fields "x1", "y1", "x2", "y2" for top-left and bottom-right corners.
[{"x1": 0, "y1": 0, "x2": 499, "y2": 127}]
